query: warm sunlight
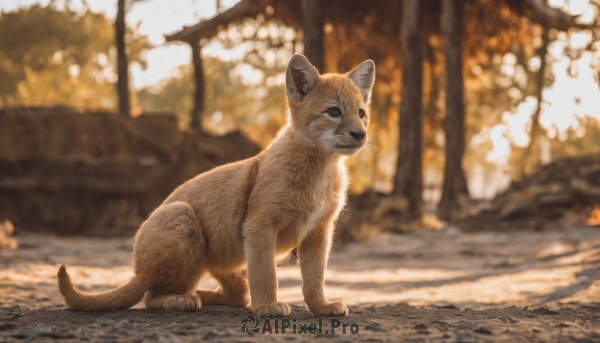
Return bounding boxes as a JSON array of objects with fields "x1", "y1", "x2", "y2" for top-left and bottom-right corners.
[{"x1": 2, "y1": 0, "x2": 600, "y2": 341}]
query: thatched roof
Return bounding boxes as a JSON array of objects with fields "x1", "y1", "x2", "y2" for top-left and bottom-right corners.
[{"x1": 164, "y1": 0, "x2": 579, "y2": 44}]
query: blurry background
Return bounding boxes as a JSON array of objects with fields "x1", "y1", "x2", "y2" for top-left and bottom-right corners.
[{"x1": 0, "y1": 0, "x2": 599, "y2": 236}]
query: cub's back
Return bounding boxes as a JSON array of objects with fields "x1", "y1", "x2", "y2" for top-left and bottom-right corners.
[{"x1": 162, "y1": 155, "x2": 261, "y2": 253}]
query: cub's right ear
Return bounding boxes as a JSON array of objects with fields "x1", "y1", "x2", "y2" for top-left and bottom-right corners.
[
  {"x1": 286, "y1": 54, "x2": 319, "y2": 103},
  {"x1": 347, "y1": 60, "x2": 375, "y2": 104}
]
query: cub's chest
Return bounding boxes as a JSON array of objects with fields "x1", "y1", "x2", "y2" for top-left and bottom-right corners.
[
  {"x1": 287, "y1": 160, "x2": 345, "y2": 208},
  {"x1": 294, "y1": 163, "x2": 347, "y2": 239}
]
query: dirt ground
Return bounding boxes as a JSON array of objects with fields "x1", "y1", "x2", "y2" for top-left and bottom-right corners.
[{"x1": 2, "y1": 225, "x2": 600, "y2": 342}]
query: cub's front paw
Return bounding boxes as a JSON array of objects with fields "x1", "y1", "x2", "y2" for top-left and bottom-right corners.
[
  {"x1": 253, "y1": 302, "x2": 291, "y2": 318},
  {"x1": 308, "y1": 301, "x2": 348, "y2": 316}
]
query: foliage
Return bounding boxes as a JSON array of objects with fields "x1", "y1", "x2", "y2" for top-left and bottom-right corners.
[{"x1": 0, "y1": 4, "x2": 151, "y2": 108}]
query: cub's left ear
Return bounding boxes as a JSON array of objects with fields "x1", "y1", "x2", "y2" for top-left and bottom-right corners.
[
  {"x1": 286, "y1": 54, "x2": 319, "y2": 103},
  {"x1": 347, "y1": 60, "x2": 375, "y2": 104}
]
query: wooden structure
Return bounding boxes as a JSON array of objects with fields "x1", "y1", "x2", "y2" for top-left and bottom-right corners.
[
  {"x1": 165, "y1": 0, "x2": 581, "y2": 216},
  {"x1": 164, "y1": 0, "x2": 578, "y2": 131}
]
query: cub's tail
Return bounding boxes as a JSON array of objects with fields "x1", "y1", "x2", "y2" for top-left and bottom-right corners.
[{"x1": 57, "y1": 265, "x2": 147, "y2": 312}]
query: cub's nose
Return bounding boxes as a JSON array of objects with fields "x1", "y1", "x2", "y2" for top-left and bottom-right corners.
[{"x1": 350, "y1": 130, "x2": 366, "y2": 141}]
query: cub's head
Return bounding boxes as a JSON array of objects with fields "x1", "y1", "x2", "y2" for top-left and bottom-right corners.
[{"x1": 285, "y1": 54, "x2": 375, "y2": 156}]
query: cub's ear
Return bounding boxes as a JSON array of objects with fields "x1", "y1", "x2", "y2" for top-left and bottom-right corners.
[
  {"x1": 286, "y1": 54, "x2": 319, "y2": 103},
  {"x1": 347, "y1": 60, "x2": 375, "y2": 104}
]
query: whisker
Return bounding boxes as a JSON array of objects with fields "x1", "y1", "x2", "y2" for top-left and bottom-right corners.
[{"x1": 366, "y1": 139, "x2": 378, "y2": 152}]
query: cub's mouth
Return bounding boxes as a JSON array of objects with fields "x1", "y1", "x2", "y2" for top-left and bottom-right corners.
[
  {"x1": 335, "y1": 144, "x2": 362, "y2": 149},
  {"x1": 333, "y1": 141, "x2": 366, "y2": 154}
]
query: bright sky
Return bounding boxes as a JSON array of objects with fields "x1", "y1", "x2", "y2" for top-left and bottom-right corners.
[{"x1": 0, "y1": 0, "x2": 240, "y2": 89}]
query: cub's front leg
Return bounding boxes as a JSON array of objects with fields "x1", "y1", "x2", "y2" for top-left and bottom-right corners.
[
  {"x1": 298, "y1": 220, "x2": 348, "y2": 316},
  {"x1": 243, "y1": 223, "x2": 290, "y2": 318}
]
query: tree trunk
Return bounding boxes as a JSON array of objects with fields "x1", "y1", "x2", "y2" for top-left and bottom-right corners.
[
  {"x1": 439, "y1": 0, "x2": 470, "y2": 221},
  {"x1": 522, "y1": 26, "x2": 549, "y2": 177},
  {"x1": 393, "y1": 0, "x2": 423, "y2": 220},
  {"x1": 301, "y1": 0, "x2": 324, "y2": 72},
  {"x1": 116, "y1": 0, "x2": 130, "y2": 117},
  {"x1": 190, "y1": 40, "x2": 205, "y2": 130}
]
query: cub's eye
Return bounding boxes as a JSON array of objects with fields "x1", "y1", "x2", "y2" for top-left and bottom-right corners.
[
  {"x1": 359, "y1": 109, "x2": 366, "y2": 119},
  {"x1": 326, "y1": 107, "x2": 341, "y2": 118}
]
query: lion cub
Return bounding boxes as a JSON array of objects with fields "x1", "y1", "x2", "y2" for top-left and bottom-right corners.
[{"x1": 58, "y1": 54, "x2": 375, "y2": 318}]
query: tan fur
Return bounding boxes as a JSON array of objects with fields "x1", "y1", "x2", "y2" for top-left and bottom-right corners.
[{"x1": 57, "y1": 54, "x2": 375, "y2": 317}]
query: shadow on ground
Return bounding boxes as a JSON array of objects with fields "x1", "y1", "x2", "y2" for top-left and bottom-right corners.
[{"x1": 2, "y1": 227, "x2": 600, "y2": 341}]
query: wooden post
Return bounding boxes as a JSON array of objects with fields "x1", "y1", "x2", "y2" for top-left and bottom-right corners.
[
  {"x1": 116, "y1": 0, "x2": 130, "y2": 117},
  {"x1": 393, "y1": 0, "x2": 424, "y2": 220},
  {"x1": 190, "y1": 39, "x2": 205, "y2": 130},
  {"x1": 301, "y1": 0, "x2": 324, "y2": 72},
  {"x1": 439, "y1": 0, "x2": 470, "y2": 221}
]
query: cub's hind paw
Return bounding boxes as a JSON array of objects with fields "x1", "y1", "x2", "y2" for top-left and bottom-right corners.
[
  {"x1": 253, "y1": 302, "x2": 290, "y2": 318},
  {"x1": 161, "y1": 295, "x2": 201, "y2": 312}
]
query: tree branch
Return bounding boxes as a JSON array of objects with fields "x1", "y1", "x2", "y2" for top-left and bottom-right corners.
[{"x1": 523, "y1": 0, "x2": 577, "y2": 31}]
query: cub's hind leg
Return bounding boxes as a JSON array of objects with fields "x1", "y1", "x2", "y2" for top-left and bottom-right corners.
[
  {"x1": 133, "y1": 201, "x2": 205, "y2": 312},
  {"x1": 197, "y1": 270, "x2": 249, "y2": 307}
]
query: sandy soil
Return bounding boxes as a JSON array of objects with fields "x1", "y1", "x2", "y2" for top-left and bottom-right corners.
[{"x1": 2, "y1": 226, "x2": 600, "y2": 341}]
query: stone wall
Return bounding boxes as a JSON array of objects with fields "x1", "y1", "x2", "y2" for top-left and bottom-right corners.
[{"x1": 0, "y1": 107, "x2": 261, "y2": 235}]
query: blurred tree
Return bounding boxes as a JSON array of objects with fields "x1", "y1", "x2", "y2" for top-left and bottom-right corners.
[
  {"x1": 522, "y1": 26, "x2": 549, "y2": 177},
  {"x1": 394, "y1": 0, "x2": 423, "y2": 220},
  {"x1": 115, "y1": 0, "x2": 148, "y2": 117},
  {"x1": 301, "y1": 0, "x2": 324, "y2": 71},
  {"x1": 116, "y1": 0, "x2": 130, "y2": 117},
  {"x1": 0, "y1": 4, "x2": 150, "y2": 109},
  {"x1": 189, "y1": 40, "x2": 205, "y2": 130},
  {"x1": 439, "y1": 0, "x2": 470, "y2": 221}
]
